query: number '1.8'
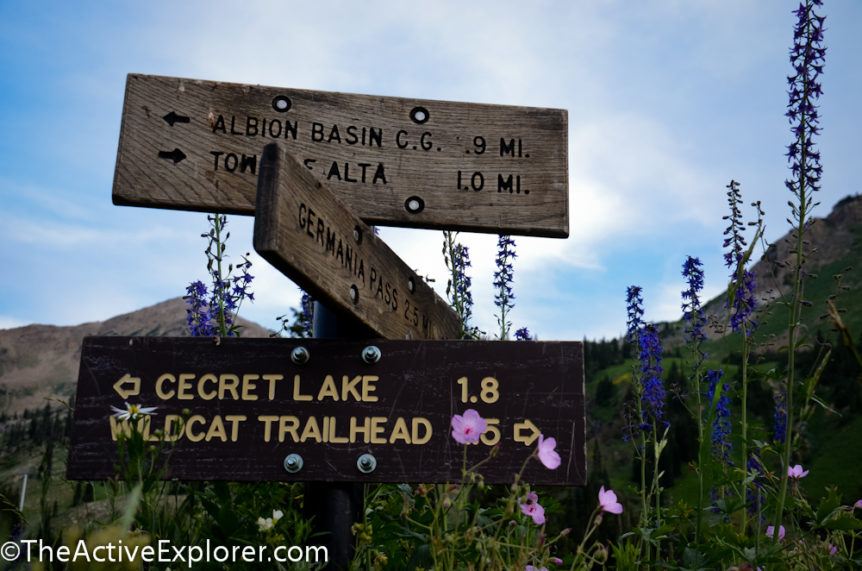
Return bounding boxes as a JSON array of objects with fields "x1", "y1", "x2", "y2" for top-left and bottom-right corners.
[{"x1": 456, "y1": 376, "x2": 500, "y2": 404}]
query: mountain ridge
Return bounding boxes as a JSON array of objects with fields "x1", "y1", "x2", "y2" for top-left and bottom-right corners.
[{"x1": 0, "y1": 297, "x2": 271, "y2": 412}]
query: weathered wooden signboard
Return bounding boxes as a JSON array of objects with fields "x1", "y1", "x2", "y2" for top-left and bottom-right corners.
[
  {"x1": 254, "y1": 144, "x2": 459, "y2": 341},
  {"x1": 67, "y1": 337, "x2": 585, "y2": 485},
  {"x1": 112, "y1": 74, "x2": 569, "y2": 237}
]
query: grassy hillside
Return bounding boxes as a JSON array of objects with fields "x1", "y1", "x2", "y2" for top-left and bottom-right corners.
[{"x1": 584, "y1": 194, "x2": 862, "y2": 505}]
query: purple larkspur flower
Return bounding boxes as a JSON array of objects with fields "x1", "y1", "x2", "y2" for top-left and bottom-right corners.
[
  {"x1": 638, "y1": 324, "x2": 665, "y2": 430},
  {"x1": 185, "y1": 216, "x2": 254, "y2": 337},
  {"x1": 785, "y1": 0, "x2": 825, "y2": 205},
  {"x1": 494, "y1": 234, "x2": 517, "y2": 339},
  {"x1": 626, "y1": 286, "x2": 644, "y2": 347},
  {"x1": 773, "y1": 391, "x2": 787, "y2": 445},
  {"x1": 723, "y1": 180, "x2": 758, "y2": 336},
  {"x1": 682, "y1": 256, "x2": 706, "y2": 346},
  {"x1": 705, "y1": 369, "x2": 732, "y2": 465},
  {"x1": 514, "y1": 327, "x2": 534, "y2": 341}
]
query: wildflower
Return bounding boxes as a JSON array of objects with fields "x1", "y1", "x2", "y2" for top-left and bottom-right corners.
[
  {"x1": 514, "y1": 327, "x2": 534, "y2": 341},
  {"x1": 536, "y1": 434, "x2": 561, "y2": 470},
  {"x1": 598, "y1": 486, "x2": 623, "y2": 514},
  {"x1": 185, "y1": 280, "x2": 216, "y2": 337},
  {"x1": 525, "y1": 566, "x2": 548, "y2": 571},
  {"x1": 625, "y1": 286, "x2": 644, "y2": 346},
  {"x1": 723, "y1": 181, "x2": 759, "y2": 336},
  {"x1": 110, "y1": 402, "x2": 158, "y2": 420},
  {"x1": 773, "y1": 391, "x2": 787, "y2": 445},
  {"x1": 785, "y1": 0, "x2": 825, "y2": 207},
  {"x1": 706, "y1": 369, "x2": 733, "y2": 465},
  {"x1": 444, "y1": 231, "x2": 475, "y2": 335},
  {"x1": 638, "y1": 324, "x2": 665, "y2": 429},
  {"x1": 829, "y1": 544, "x2": 838, "y2": 556},
  {"x1": 746, "y1": 450, "x2": 767, "y2": 516},
  {"x1": 787, "y1": 464, "x2": 809, "y2": 479},
  {"x1": 300, "y1": 290, "x2": 314, "y2": 336},
  {"x1": 257, "y1": 509, "x2": 283, "y2": 532},
  {"x1": 257, "y1": 516, "x2": 274, "y2": 532},
  {"x1": 730, "y1": 269, "x2": 757, "y2": 335},
  {"x1": 723, "y1": 180, "x2": 747, "y2": 269},
  {"x1": 855, "y1": 499, "x2": 862, "y2": 510},
  {"x1": 519, "y1": 492, "x2": 546, "y2": 525},
  {"x1": 186, "y1": 215, "x2": 254, "y2": 337},
  {"x1": 551, "y1": 557, "x2": 563, "y2": 566},
  {"x1": 493, "y1": 234, "x2": 517, "y2": 339},
  {"x1": 766, "y1": 525, "x2": 786, "y2": 541},
  {"x1": 681, "y1": 256, "x2": 706, "y2": 346},
  {"x1": 450, "y1": 409, "x2": 487, "y2": 444}
]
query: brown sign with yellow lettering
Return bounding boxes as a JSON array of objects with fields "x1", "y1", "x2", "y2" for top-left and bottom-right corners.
[
  {"x1": 67, "y1": 336, "x2": 585, "y2": 485},
  {"x1": 112, "y1": 74, "x2": 569, "y2": 237}
]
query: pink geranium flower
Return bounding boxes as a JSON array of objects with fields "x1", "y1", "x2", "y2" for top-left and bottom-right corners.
[
  {"x1": 598, "y1": 486, "x2": 623, "y2": 514},
  {"x1": 520, "y1": 492, "x2": 546, "y2": 525},
  {"x1": 854, "y1": 499, "x2": 862, "y2": 510},
  {"x1": 536, "y1": 434, "x2": 561, "y2": 469},
  {"x1": 450, "y1": 409, "x2": 487, "y2": 444},
  {"x1": 766, "y1": 525, "x2": 786, "y2": 541},
  {"x1": 787, "y1": 464, "x2": 809, "y2": 479}
]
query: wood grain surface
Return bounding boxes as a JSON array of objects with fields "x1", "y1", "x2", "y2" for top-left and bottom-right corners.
[
  {"x1": 113, "y1": 74, "x2": 569, "y2": 237},
  {"x1": 254, "y1": 143, "x2": 460, "y2": 340}
]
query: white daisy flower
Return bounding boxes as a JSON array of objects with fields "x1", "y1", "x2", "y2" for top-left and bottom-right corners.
[{"x1": 110, "y1": 401, "x2": 158, "y2": 420}]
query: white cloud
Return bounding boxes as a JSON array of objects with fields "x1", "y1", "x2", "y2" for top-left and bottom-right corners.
[{"x1": 0, "y1": 316, "x2": 28, "y2": 330}]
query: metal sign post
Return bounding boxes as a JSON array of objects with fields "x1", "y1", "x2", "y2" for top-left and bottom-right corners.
[{"x1": 307, "y1": 302, "x2": 367, "y2": 569}]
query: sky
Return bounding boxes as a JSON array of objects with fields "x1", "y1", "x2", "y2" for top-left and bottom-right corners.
[{"x1": 1, "y1": 0, "x2": 860, "y2": 341}]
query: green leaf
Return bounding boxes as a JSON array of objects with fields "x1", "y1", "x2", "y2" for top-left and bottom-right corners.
[
  {"x1": 814, "y1": 487, "x2": 843, "y2": 525},
  {"x1": 821, "y1": 514, "x2": 862, "y2": 531}
]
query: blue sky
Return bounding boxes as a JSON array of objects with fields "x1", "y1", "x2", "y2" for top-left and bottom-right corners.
[{"x1": 1, "y1": 0, "x2": 860, "y2": 340}]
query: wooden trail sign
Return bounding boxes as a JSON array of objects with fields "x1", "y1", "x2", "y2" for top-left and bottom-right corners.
[
  {"x1": 67, "y1": 337, "x2": 585, "y2": 485},
  {"x1": 112, "y1": 74, "x2": 569, "y2": 237},
  {"x1": 254, "y1": 143, "x2": 460, "y2": 340}
]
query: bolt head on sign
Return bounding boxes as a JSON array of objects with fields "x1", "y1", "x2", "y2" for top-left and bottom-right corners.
[
  {"x1": 68, "y1": 337, "x2": 586, "y2": 485},
  {"x1": 112, "y1": 74, "x2": 569, "y2": 237}
]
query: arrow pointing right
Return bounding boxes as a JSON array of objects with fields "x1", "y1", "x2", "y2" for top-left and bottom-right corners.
[
  {"x1": 157, "y1": 148, "x2": 187, "y2": 164},
  {"x1": 113, "y1": 374, "x2": 141, "y2": 400},
  {"x1": 513, "y1": 419, "x2": 541, "y2": 447}
]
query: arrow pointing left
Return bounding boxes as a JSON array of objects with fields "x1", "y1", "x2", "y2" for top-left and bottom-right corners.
[
  {"x1": 163, "y1": 111, "x2": 190, "y2": 126},
  {"x1": 113, "y1": 374, "x2": 141, "y2": 399},
  {"x1": 157, "y1": 148, "x2": 187, "y2": 164}
]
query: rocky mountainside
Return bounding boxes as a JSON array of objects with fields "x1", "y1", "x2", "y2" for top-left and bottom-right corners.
[
  {"x1": 690, "y1": 193, "x2": 862, "y2": 344},
  {"x1": 754, "y1": 194, "x2": 861, "y2": 300},
  {"x1": 0, "y1": 298, "x2": 271, "y2": 413}
]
